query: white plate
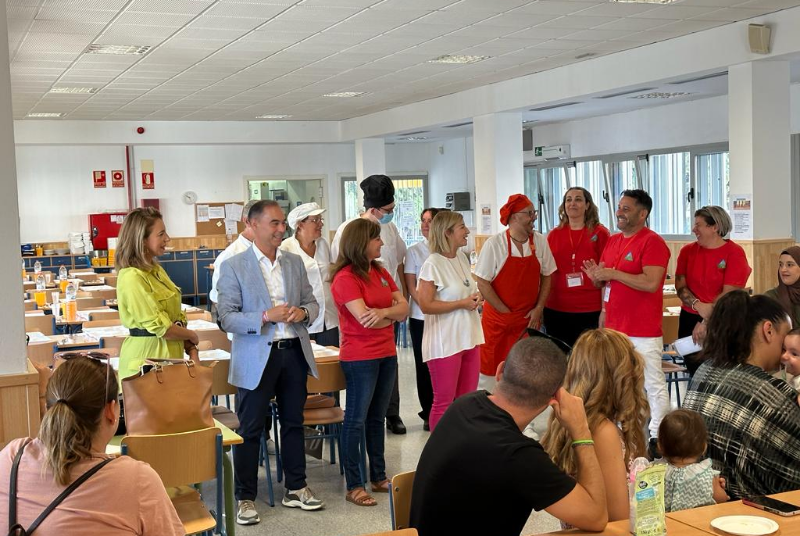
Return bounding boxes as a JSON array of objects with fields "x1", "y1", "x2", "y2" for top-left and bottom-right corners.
[{"x1": 710, "y1": 515, "x2": 779, "y2": 536}]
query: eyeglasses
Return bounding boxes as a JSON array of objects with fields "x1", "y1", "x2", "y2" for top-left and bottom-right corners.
[
  {"x1": 305, "y1": 216, "x2": 324, "y2": 224},
  {"x1": 378, "y1": 206, "x2": 394, "y2": 215},
  {"x1": 514, "y1": 210, "x2": 537, "y2": 217},
  {"x1": 56, "y1": 352, "x2": 115, "y2": 404}
]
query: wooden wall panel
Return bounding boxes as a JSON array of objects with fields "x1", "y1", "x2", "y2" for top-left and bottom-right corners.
[{"x1": 0, "y1": 361, "x2": 40, "y2": 449}]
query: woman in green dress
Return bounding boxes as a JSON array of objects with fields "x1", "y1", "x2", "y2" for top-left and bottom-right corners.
[{"x1": 116, "y1": 207, "x2": 199, "y2": 380}]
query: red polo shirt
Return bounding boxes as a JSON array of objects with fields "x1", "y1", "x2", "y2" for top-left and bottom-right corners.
[
  {"x1": 546, "y1": 224, "x2": 610, "y2": 313},
  {"x1": 675, "y1": 240, "x2": 751, "y2": 314},
  {"x1": 600, "y1": 228, "x2": 670, "y2": 338}
]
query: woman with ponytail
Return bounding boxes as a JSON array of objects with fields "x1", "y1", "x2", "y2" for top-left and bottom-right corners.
[
  {"x1": 683, "y1": 290, "x2": 800, "y2": 499},
  {"x1": 0, "y1": 356, "x2": 183, "y2": 535}
]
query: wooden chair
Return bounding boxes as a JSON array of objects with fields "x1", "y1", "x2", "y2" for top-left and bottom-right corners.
[
  {"x1": 98, "y1": 336, "x2": 126, "y2": 356},
  {"x1": 187, "y1": 310, "x2": 213, "y2": 322},
  {"x1": 23, "y1": 300, "x2": 36, "y2": 311},
  {"x1": 83, "y1": 319, "x2": 122, "y2": 329},
  {"x1": 72, "y1": 273, "x2": 100, "y2": 282},
  {"x1": 104, "y1": 275, "x2": 118, "y2": 287},
  {"x1": 90, "y1": 310, "x2": 119, "y2": 321},
  {"x1": 27, "y1": 342, "x2": 56, "y2": 367},
  {"x1": 69, "y1": 268, "x2": 96, "y2": 276},
  {"x1": 662, "y1": 360, "x2": 690, "y2": 408},
  {"x1": 76, "y1": 297, "x2": 106, "y2": 309},
  {"x1": 25, "y1": 315, "x2": 54, "y2": 336},
  {"x1": 86, "y1": 289, "x2": 116, "y2": 301},
  {"x1": 390, "y1": 471, "x2": 416, "y2": 530},
  {"x1": 197, "y1": 329, "x2": 231, "y2": 352},
  {"x1": 121, "y1": 428, "x2": 223, "y2": 536}
]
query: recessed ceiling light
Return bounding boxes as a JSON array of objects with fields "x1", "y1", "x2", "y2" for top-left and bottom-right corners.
[
  {"x1": 529, "y1": 102, "x2": 582, "y2": 112},
  {"x1": 401, "y1": 136, "x2": 428, "y2": 141},
  {"x1": 323, "y1": 91, "x2": 366, "y2": 98},
  {"x1": 255, "y1": 114, "x2": 291, "y2": 119},
  {"x1": 26, "y1": 112, "x2": 63, "y2": 118},
  {"x1": 670, "y1": 71, "x2": 727, "y2": 85},
  {"x1": 574, "y1": 52, "x2": 597, "y2": 59},
  {"x1": 428, "y1": 54, "x2": 490, "y2": 64},
  {"x1": 399, "y1": 130, "x2": 429, "y2": 136},
  {"x1": 444, "y1": 121, "x2": 472, "y2": 128},
  {"x1": 630, "y1": 91, "x2": 692, "y2": 99},
  {"x1": 596, "y1": 87, "x2": 657, "y2": 99},
  {"x1": 49, "y1": 87, "x2": 97, "y2": 94},
  {"x1": 84, "y1": 44, "x2": 151, "y2": 55}
]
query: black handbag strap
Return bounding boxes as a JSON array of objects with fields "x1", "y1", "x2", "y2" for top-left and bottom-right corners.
[{"x1": 8, "y1": 441, "x2": 114, "y2": 535}]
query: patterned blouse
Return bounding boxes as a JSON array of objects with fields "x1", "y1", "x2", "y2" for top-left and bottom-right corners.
[
  {"x1": 683, "y1": 361, "x2": 800, "y2": 499},
  {"x1": 664, "y1": 458, "x2": 717, "y2": 512}
]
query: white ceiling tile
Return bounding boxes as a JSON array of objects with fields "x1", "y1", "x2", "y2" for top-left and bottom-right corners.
[
  {"x1": 114, "y1": 12, "x2": 196, "y2": 27},
  {"x1": 419, "y1": 9, "x2": 494, "y2": 26},
  {"x1": 506, "y1": 26, "x2": 580, "y2": 39},
  {"x1": 373, "y1": 0, "x2": 459, "y2": 10},
  {"x1": 534, "y1": 38, "x2": 598, "y2": 50},
  {"x1": 536, "y1": 15, "x2": 619, "y2": 29},
  {"x1": 565, "y1": 28, "x2": 631, "y2": 40},
  {"x1": 649, "y1": 19, "x2": 725, "y2": 33},
  {"x1": 128, "y1": 0, "x2": 214, "y2": 15},
  {"x1": 188, "y1": 16, "x2": 265, "y2": 31},
  {"x1": 633, "y1": 5, "x2": 723, "y2": 18},
  {"x1": 29, "y1": 19, "x2": 105, "y2": 35},
  {"x1": 300, "y1": 0, "x2": 380, "y2": 6},
  {"x1": 570, "y1": 3, "x2": 658, "y2": 17},
  {"x1": 475, "y1": 13, "x2": 559, "y2": 29},
  {"x1": 177, "y1": 27, "x2": 250, "y2": 40},
  {"x1": 594, "y1": 16, "x2": 677, "y2": 31},
  {"x1": 276, "y1": 5, "x2": 362, "y2": 23},
  {"x1": 205, "y1": 2, "x2": 290, "y2": 19},
  {"x1": 737, "y1": 0, "x2": 800, "y2": 7},
  {"x1": 7, "y1": 5, "x2": 37, "y2": 19},
  {"x1": 690, "y1": 7, "x2": 770, "y2": 20}
]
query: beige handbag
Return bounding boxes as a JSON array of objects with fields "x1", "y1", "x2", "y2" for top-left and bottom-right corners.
[{"x1": 121, "y1": 358, "x2": 217, "y2": 435}]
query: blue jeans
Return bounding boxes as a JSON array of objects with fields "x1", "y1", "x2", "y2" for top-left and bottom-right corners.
[{"x1": 340, "y1": 355, "x2": 397, "y2": 490}]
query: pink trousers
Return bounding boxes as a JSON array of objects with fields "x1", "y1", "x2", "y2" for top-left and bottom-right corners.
[{"x1": 426, "y1": 346, "x2": 480, "y2": 431}]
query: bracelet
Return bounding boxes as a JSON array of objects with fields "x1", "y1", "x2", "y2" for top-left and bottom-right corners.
[
  {"x1": 571, "y1": 439, "x2": 595, "y2": 448},
  {"x1": 690, "y1": 298, "x2": 699, "y2": 311},
  {"x1": 262, "y1": 310, "x2": 270, "y2": 324}
]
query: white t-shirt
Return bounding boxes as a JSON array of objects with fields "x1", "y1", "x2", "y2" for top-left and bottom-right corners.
[
  {"x1": 418, "y1": 252, "x2": 485, "y2": 362},
  {"x1": 209, "y1": 234, "x2": 252, "y2": 303},
  {"x1": 332, "y1": 217, "x2": 407, "y2": 289},
  {"x1": 280, "y1": 236, "x2": 338, "y2": 334},
  {"x1": 474, "y1": 230, "x2": 556, "y2": 282},
  {"x1": 404, "y1": 239, "x2": 431, "y2": 321}
]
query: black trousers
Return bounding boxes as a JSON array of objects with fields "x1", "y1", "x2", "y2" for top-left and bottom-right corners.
[
  {"x1": 678, "y1": 309, "x2": 704, "y2": 376},
  {"x1": 542, "y1": 308, "x2": 600, "y2": 349},
  {"x1": 310, "y1": 324, "x2": 340, "y2": 347},
  {"x1": 234, "y1": 342, "x2": 308, "y2": 500},
  {"x1": 386, "y1": 322, "x2": 401, "y2": 418},
  {"x1": 409, "y1": 318, "x2": 433, "y2": 421}
]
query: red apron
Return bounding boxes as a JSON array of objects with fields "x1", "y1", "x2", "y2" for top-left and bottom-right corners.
[{"x1": 480, "y1": 231, "x2": 541, "y2": 376}]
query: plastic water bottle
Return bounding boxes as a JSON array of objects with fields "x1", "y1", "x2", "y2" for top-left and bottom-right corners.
[
  {"x1": 34, "y1": 274, "x2": 46, "y2": 307},
  {"x1": 33, "y1": 260, "x2": 42, "y2": 275},
  {"x1": 64, "y1": 281, "x2": 77, "y2": 322},
  {"x1": 36, "y1": 274, "x2": 45, "y2": 290},
  {"x1": 58, "y1": 265, "x2": 67, "y2": 280}
]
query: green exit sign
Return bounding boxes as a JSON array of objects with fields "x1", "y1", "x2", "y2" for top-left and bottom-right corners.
[{"x1": 534, "y1": 146, "x2": 544, "y2": 156}]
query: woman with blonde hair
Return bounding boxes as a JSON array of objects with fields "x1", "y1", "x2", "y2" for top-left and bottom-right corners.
[
  {"x1": 116, "y1": 207, "x2": 199, "y2": 380},
  {"x1": 416, "y1": 211, "x2": 484, "y2": 431},
  {"x1": 542, "y1": 328, "x2": 648, "y2": 522},
  {"x1": 0, "y1": 356, "x2": 183, "y2": 534}
]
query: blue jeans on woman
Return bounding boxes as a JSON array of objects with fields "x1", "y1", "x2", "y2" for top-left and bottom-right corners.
[{"x1": 340, "y1": 355, "x2": 398, "y2": 490}]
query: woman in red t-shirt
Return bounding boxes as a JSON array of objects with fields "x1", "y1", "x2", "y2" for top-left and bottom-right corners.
[
  {"x1": 330, "y1": 218, "x2": 409, "y2": 507},
  {"x1": 675, "y1": 206, "x2": 751, "y2": 374},
  {"x1": 544, "y1": 187, "x2": 610, "y2": 347}
]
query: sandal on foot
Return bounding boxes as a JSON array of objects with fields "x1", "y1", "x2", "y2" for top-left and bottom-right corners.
[
  {"x1": 346, "y1": 487, "x2": 377, "y2": 507},
  {"x1": 370, "y1": 479, "x2": 390, "y2": 493}
]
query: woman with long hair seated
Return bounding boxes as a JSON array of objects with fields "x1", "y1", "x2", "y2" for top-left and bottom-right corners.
[
  {"x1": 683, "y1": 290, "x2": 800, "y2": 498},
  {"x1": 542, "y1": 328, "x2": 649, "y2": 522},
  {"x1": 0, "y1": 356, "x2": 183, "y2": 535}
]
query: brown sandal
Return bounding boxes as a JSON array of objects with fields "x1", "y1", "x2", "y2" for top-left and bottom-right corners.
[
  {"x1": 346, "y1": 487, "x2": 377, "y2": 507},
  {"x1": 370, "y1": 479, "x2": 390, "y2": 493}
]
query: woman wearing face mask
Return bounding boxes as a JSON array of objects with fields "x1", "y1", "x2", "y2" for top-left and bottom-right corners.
[
  {"x1": 403, "y1": 207, "x2": 444, "y2": 431},
  {"x1": 764, "y1": 246, "x2": 800, "y2": 330},
  {"x1": 544, "y1": 187, "x2": 610, "y2": 347}
]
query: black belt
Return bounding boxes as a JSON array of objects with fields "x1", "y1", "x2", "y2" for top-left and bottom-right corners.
[
  {"x1": 129, "y1": 328, "x2": 156, "y2": 337},
  {"x1": 271, "y1": 338, "x2": 298, "y2": 350}
]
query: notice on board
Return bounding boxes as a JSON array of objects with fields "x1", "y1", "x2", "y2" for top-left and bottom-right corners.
[
  {"x1": 224, "y1": 219, "x2": 238, "y2": 235},
  {"x1": 730, "y1": 194, "x2": 752, "y2": 240},
  {"x1": 208, "y1": 206, "x2": 225, "y2": 219},
  {"x1": 225, "y1": 203, "x2": 243, "y2": 222},
  {"x1": 196, "y1": 204, "x2": 209, "y2": 223},
  {"x1": 480, "y1": 204, "x2": 492, "y2": 234}
]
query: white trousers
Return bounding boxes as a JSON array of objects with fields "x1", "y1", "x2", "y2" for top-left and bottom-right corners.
[{"x1": 629, "y1": 336, "x2": 670, "y2": 439}]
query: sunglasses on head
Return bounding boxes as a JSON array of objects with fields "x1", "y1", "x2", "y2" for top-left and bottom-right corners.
[{"x1": 54, "y1": 351, "x2": 116, "y2": 404}]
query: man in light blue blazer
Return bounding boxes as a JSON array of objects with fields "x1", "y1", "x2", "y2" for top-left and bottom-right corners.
[{"x1": 217, "y1": 200, "x2": 323, "y2": 525}]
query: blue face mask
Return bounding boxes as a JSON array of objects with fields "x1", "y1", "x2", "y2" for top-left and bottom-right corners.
[{"x1": 378, "y1": 212, "x2": 394, "y2": 225}]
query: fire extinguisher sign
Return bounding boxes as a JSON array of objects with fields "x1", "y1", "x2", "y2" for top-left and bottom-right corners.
[
  {"x1": 142, "y1": 172, "x2": 155, "y2": 190},
  {"x1": 93, "y1": 170, "x2": 106, "y2": 188},
  {"x1": 111, "y1": 170, "x2": 125, "y2": 188}
]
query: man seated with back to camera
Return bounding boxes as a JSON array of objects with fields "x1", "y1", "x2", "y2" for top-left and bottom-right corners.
[{"x1": 409, "y1": 337, "x2": 607, "y2": 536}]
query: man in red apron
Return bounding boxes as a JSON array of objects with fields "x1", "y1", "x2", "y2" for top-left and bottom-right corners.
[{"x1": 475, "y1": 194, "x2": 556, "y2": 391}]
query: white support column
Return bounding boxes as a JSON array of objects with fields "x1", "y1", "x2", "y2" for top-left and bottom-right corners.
[
  {"x1": 355, "y1": 138, "x2": 386, "y2": 210},
  {"x1": 0, "y1": 0, "x2": 26, "y2": 375},
  {"x1": 729, "y1": 61, "x2": 791, "y2": 239},
  {"x1": 473, "y1": 112, "x2": 524, "y2": 235}
]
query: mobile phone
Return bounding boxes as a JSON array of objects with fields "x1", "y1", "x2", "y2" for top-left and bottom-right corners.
[{"x1": 742, "y1": 495, "x2": 800, "y2": 516}]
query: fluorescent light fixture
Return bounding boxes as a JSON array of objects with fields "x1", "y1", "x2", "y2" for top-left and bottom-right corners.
[
  {"x1": 428, "y1": 54, "x2": 490, "y2": 64},
  {"x1": 255, "y1": 114, "x2": 291, "y2": 119},
  {"x1": 402, "y1": 136, "x2": 428, "y2": 141},
  {"x1": 444, "y1": 121, "x2": 472, "y2": 128},
  {"x1": 49, "y1": 87, "x2": 97, "y2": 94},
  {"x1": 671, "y1": 71, "x2": 727, "y2": 85},
  {"x1": 596, "y1": 87, "x2": 657, "y2": 99},
  {"x1": 84, "y1": 44, "x2": 151, "y2": 55},
  {"x1": 610, "y1": 0, "x2": 675, "y2": 4},
  {"x1": 529, "y1": 102, "x2": 581, "y2": 112},
  {"x1": 630, "y1": 91, "x2": 692, "y2": 99},
  {"x1": 574, "y1": 52, "x2": 597, "y2": 59},
  {"x1": 323, "y1": 91, "x2": 365, "y2": 98},
  {"x1": 399, "y1": 130, "x2": 429, "y2": 136},
  {"x1": 26, "y1": 112, "x2": 63, "y2": 118}
]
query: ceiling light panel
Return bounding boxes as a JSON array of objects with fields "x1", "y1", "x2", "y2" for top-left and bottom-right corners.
[
  {"x1": 429, "y1": 54, "x2": 490, "y2": 64},
  {"x1": 84, "y1": 44, "x2": 152, "y2": 55},
  {"x1": 26, "y1": 112, "x2": 63, "y2": 118},
  {"x1": 630, "y1": 91, "x2": 691, "y2": 99},
  {"x1": 49, "y1": 86, "x2": 98, "y2": 94}
]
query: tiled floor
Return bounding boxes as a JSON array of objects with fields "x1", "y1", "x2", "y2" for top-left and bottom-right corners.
[{"x1": 216, "y1": 345, "x2": 563, "y2": 536}]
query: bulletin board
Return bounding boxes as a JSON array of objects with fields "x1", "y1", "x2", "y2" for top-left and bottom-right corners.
[{"x1": 194, "y1": 201, "x2": 246, "y2": 236}]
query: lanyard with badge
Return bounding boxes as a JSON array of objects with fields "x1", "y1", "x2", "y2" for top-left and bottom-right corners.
[
  {"x1": 566, "y1": 228, "x2": 586, "y2": 289},
  {"x1": 604, "y1": 234, "x2": 636, "y2": 303}
]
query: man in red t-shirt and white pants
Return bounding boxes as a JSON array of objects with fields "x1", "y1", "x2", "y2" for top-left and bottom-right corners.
[{"x1": 583, "y1": 189, "x2": 670, "y2": 449}]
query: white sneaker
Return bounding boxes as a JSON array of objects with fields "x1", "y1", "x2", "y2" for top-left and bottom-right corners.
[
  {"x1": 282, "y1": 487, "x2": 325, "y2": 511},
  {"x1": 236, "y1": 500, "x2": 260, "y2": 525}
]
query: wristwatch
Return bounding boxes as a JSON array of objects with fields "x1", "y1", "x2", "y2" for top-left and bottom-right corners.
[{"x1": 299, "y1": 306, "x2": 310, "y2": 324}]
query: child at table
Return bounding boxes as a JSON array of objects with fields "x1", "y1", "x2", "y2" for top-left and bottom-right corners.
[
  {"x1": 657, "y1": 409, "x2": 729, "y2": 512},
  {"x1": 780, "y1": 329, "x2": 800, "y2": 403}
]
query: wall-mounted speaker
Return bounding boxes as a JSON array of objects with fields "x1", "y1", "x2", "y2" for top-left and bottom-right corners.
[{"x1": 748, "y1": 24, "x2": 771, "y2": 55}]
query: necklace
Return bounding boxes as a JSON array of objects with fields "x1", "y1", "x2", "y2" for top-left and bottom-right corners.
[
  {"x1": 447, "y1": 253, "x2": 471, "y2": 287},
  {"x1": 510, "y1": 233, "x2": 528, "y2": 243}
]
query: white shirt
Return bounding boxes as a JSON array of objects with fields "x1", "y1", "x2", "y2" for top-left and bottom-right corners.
[
  {"x1": 418, "y1": 252, "x2": 485, "y2": 362},
  {"x1": 474, "y1": 230, "x2": 557, "y2": 282},
  {"x1": 404, "y1": 239, "x2": 431, "y2": 321},
  {"x1": 252, "y1": 244, "x2": 296, "y2": 340},
  {"x1": 280, "y1": 236, "x2": 338, "y2": 334},
  {"x1": 209, "y1": 234, "x2": 253, "y2": 303},
  {"x1": 331, "y1": 217, "x2": 408, "y2": 289}
]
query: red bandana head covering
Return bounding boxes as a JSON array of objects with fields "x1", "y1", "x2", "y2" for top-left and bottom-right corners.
[{"x1": 499, "y1": 194, "x2": 533, "y2": 226}]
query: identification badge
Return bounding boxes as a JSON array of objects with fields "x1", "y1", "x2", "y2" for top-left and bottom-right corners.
[
  {"x1": 603, "y1": 285, "x2": 611, "y2": 303},
  {"x1": 566, "y1": 272, "x2": 583, "y2": 288}
]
